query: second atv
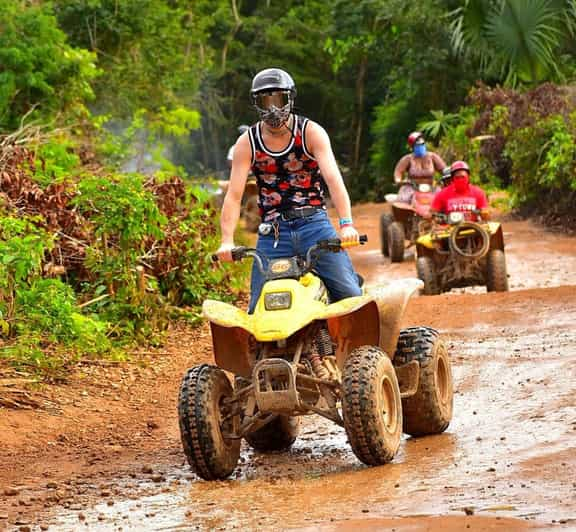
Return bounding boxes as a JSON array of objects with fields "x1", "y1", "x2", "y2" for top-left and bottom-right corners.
[
  {"x1": 380, "y1": 181, "x2": 435, "y2": 263},
  {"x1": 416, "y1": 211, "x2": 509, "y2": 295},
  {"x1": 178, "y1": 237, "x2": 454, "y2": 480}
]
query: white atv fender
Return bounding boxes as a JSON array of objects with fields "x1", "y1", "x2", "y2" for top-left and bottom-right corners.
[{"x1": 366, "y1": 278, "x2": 423, "y2": 358}]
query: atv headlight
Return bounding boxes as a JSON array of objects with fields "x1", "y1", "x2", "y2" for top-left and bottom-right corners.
[
  {"x1": 449, "y1": 212, "x2": 465, "y2": 224},
  {"x1": 418, "y1": 183, "x2": 431, "y2": 193},
  {"x1": 264, "y1": 291, "x2": 292, "y2": 311}
]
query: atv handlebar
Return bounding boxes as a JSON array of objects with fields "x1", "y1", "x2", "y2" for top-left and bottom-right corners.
[
  {"x1": 433, "y1": 209, "x2": 484, "y2": 225},
  {"x1": 211, "y1": 235, "x2": 367, "y2": 275}
]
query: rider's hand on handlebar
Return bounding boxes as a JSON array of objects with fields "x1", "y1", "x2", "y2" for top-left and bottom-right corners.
[
  {"x1": 214, "y1": 242, "x2": 235, "y2": 263},
  {"x1": 339, "y1": 225, "x2": 360, "y2": 247}
]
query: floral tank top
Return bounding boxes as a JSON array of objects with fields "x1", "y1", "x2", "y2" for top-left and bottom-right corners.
[{"x1": 248, "y1": 115, "x2": 326, "y2": 221}]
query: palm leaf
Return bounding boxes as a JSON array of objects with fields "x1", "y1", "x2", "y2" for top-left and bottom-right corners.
[{"x1": 484, "y1": 0, "x2": 562, "y2": 84}]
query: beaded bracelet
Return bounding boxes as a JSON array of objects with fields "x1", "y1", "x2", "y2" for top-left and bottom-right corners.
[{"x1": 339, "y1": 217, "x2": 354, "y2": 227}]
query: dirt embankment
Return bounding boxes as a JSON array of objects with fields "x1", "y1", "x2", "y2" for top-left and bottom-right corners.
[{"x1": 1, "y1": 203, "x2": 575, "y2": 531}]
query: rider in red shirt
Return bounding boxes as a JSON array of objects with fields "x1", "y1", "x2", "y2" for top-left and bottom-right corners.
[{"x1": 431, "y1": 161, "x2": 490, "y2": 221}]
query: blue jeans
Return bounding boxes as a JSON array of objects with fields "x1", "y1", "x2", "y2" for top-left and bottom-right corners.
[{"x1": 248, "y1": 210, "x2": 362, "y2": 313}]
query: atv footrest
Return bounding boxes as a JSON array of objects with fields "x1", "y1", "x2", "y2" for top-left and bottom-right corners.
[{"x1": 253, "y1": 358, "x2": 300, "y2": 413}]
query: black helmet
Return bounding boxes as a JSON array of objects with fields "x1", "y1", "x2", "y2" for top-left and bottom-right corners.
[
  {"x1": 250, "y1": 68, "x2": 296, "y2": 129},
  {"x1": 250, "y1": 68, "x2": 296, "y2": 98},
  {"x1": 441, "y1": 166, "x2": 452, "y2": 187}
]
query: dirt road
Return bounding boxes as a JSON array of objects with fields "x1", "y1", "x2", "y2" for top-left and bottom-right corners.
[{"x1": 1, "y1": 203, "x2": 575, "y2": 531}]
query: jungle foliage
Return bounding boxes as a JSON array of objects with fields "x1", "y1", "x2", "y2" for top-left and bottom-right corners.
[{"x1": 1, "y1": 0, "x2": 575, "y2": 377}]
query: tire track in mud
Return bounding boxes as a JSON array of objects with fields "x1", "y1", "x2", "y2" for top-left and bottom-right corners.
[{"x1": 5, "y1": 205, "x2": 576, "y2": 531}]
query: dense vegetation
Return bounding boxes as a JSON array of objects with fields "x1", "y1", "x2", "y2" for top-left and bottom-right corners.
[{"x1": 1, "y1": 0, "x2": 575, "y2": 377}]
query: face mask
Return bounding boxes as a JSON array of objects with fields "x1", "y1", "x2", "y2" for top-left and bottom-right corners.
[
  {"x1": 254, "y1": 91, "x2": 292, "y2": 129},
  {"x1": 257, "y1": 104, "x2": 291, "y2": 128},
  {"x1": 453, "y1": 175, "x2": 469, "y2": 193},
  {"x1": 413, "y1": 144, "x2": 427, "y2": 158}
]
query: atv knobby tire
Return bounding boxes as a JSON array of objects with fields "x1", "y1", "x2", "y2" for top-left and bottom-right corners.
[
  {"x1": 178, "y1": 365, "x2": 240, "y2": 480},
  {"x1": 387, "y1": 222, "x2": 405, "y2": 263},
  {"x1": 380, "y1": 213, "x2": 393, "y2": 256},
  {"x1": 393, "y1": 327, "x2": 453, "y2": 437},
  {"x1": 342, "y1": 346, "x2": 402, "y2": 465},
  {"x1": 245, "y1": 415, "x2": 300, "y2": 452},
  {"x1": 486, "y1": 249, "x2": 509, "y2": 292},
  {"x1": 416, "y1": 256, "x2": 441, "y2": 295}
]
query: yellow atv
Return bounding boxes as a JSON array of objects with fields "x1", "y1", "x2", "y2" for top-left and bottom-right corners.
[
  {"x1": 178, "y1": 238, "x2": 454, "y2": 480},
  {"x1": 415, "y1": 211, "x2": 509, "y2": 295}
]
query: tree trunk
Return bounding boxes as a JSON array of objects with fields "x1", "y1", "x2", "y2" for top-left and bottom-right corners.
[{"x1": 352, "y1": 54, "x2": 368, "y2": 176}]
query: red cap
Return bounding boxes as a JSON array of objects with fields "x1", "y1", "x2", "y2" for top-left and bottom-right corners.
[
  {"x1": 407, "y1": 131, "x2": 424, "y2": 148},
  {"x1": 450, "y1": 161, "x2": 470, "y2": 175}
]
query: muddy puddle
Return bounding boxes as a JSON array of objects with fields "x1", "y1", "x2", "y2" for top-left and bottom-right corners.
[
  {"x1": 7, "y1": 210, "x2": 576, "y2": 531},
  {"x1": 48, "y1": 326, "x2": 576, "y2": 531},
  {"x1": 348, "y1": 211, "x2": 576, "y2": 293}
]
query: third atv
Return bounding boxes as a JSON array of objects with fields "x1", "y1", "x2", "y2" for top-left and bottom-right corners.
[{"x1": 416, "y1": 211, "x2": 509, "y2": 295}]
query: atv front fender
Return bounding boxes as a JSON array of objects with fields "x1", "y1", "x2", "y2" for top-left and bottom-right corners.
[{"x1": 203, "y1": 296, "x2": 381, "y2": 377}]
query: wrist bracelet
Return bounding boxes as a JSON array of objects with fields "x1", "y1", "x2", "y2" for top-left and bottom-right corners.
[{"x1": 339, "y1": 217, "x2": 353, "y2": 227}]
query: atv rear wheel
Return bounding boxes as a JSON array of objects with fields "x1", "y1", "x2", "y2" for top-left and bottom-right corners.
[
  {"x1": 178, "y1": 365, "x2": 240, "y2": 480},
  {"x1": 416, "y1": 256, "x2": 441, "y2": 295},
  {"x1": 342, "y1": 346, "x2": 402, "y2": 465},
  {"x1": 380, "y1": 213, "x2": 393, "y2": 256},
  {"x1": 387, "y1": 222, "x2": 405, "y2": 263},
  {"x1": 245, "y1": 416, "x2": 300, "y2": 452},
  {"x1": 486, "y1": 249, "x2": 509, "y2": 292},
  {"x1": 393, "y1": 327, "x2": 453, "y2": 437}
]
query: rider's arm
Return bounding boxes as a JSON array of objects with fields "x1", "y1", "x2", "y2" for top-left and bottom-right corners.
[
  {"x1": 431, "y1": 152, "x2": 447, "y2": 172},
  {"x1": 305, "y1": 121, "x2": 358, "y2": 243},
  {"x1": 393, "y1": 155, "x2": 410, "y2": 183},
  {"x1": 217, "y1": 133, "x2": 251, "y2": 261},
  {"x1": 476, "y1": 187, "x2": 490, "y2": 221},
  {"x1": 431, "y1": 188, "x2": 446, "y2": 214}
]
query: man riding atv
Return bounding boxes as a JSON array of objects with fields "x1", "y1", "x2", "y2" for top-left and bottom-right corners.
[
  {"x1": 393, "y1": 131, "x2": 446, "y2": 203},
  {"x1": 415, "y1": 160, "x2": 508, "y2": 294},
  {"x1": 215, "y1": 67, "x2": 362, "y2": 310},
  {"x1": 380, "y1": 133, "x2": 447, "y2": 262},
  {"x1": 430, "y1": 161, "x2": 489, "y2": 222}
]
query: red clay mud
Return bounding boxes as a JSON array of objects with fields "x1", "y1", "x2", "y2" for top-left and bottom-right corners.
[{"x1": 1, "y1": 203, "x2": 575, "y2": 531}]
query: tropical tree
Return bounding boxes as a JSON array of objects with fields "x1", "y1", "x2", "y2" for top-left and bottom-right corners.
[
  {"x1": 0, "y1": 0, "x2": 98, "y2": 130},
  {"x1": 450, "y1": 0, "x2": 576, "y2": 86}
]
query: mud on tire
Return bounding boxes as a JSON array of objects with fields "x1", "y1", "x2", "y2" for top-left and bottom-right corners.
[
  {"x1": 393, "y1": 327, "x2": 453, "y2": 437},
  {"x1": 387, "y1": 222, "x2": 405, "y2": 263},
  {"x1": 416, "y1": 256, "x2": 441, "y2": 295},
  {"x1": 380, "y1": 213, "x2": 393, "y2": 256},
  {"x1": 245, "y1": 416, "x2": 300, "y2": 452},
  {"x1": 342, "y1": 346, "x2": 402, "y2": 465},
  {"x1": 486, "y1": 249, "x2": 509, "y2": 292},
  {"x1": 178, "y1": 365, "x2": 240, "y2": 480}
]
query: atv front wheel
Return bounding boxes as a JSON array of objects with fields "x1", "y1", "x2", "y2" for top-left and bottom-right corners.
[
  {"x1": 486, "y1": 249, "x2": 509, "y2": 292},
  {"x1": 342, "y1": 346, "x2": 402, "y2": 465},
  {"x1": 245, "y1": 416, "x2": 300, "y2": 452},
  {"x1": 387, "y1": 222, "x2": 405, "y2": 263},
  {"x1": 178, "y1": 365, "x2": 240, "y2": 480},
  {"x1": 380, "y1": 213, "x2": 393, "y2": 256},
  {"x1": 416, "y1": 256, "x2": 441, "y2": 295},
  {"x1": 393, "y1": 327, "x2": 453, "y2": 437}
]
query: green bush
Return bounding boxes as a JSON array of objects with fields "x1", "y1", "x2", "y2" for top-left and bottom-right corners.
[
  {"x1": 0, "y1": 0, "x2": 99, "y2": 130},
  {"x1": 506, "y1": 112, "x2": 576, "y2": 206},
  {"x1": 0, "y1": 215, "x2": 115, "y2": 378}
]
